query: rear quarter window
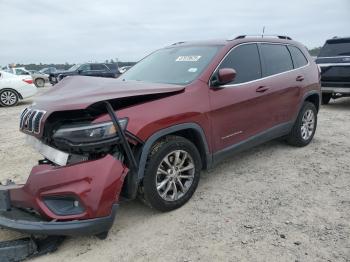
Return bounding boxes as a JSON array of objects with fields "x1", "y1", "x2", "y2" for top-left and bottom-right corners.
[
  {"x1": 318, "y1": 39, "x2": 350, "y2": 57},
  {"x1": 260, "y1": 44, "x2": 293, "y2": 76},
  {"x1": 288, "y1": 46, "x2": 308, "y2": 68}
]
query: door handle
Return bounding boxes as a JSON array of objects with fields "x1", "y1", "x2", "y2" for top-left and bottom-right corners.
[
  {"x1": 256, "y1": 86, "x2": 269, "y2": 93},
  {"x1": 296, "y1": 75, "x2": 304, "y2": 81}
]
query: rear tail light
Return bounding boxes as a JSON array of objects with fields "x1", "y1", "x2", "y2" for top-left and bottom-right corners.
[{"x1": 23, "y1": 79, "x2": 33, "y2": 84}]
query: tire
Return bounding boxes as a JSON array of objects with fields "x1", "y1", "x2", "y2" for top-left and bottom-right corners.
[
  {"x1": 35, "y1": 78, "x2": 45, "y2": 88},
  {"x1": 286, "y1": 102, "x2": 317, "y2": 147},
  {"x1": 0, "y1": 89, "x2": 19, "y2": 107},
  {"x1": 322, "y1": 93, "x2": 331, "y2": 105},
  {"x1": 140, "y1": 135, "x2": 202, "y2": 212}
]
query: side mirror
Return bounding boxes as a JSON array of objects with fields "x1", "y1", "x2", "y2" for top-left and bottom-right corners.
[{"x1": 211, "y1": 68, "x2": 236, "y2": 87}]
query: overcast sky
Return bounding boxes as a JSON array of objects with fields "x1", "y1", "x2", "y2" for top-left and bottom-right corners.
[{"x1": 0, "y1": 0, "x2": 349, "y2": 65}]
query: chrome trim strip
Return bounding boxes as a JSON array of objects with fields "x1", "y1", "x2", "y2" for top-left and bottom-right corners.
[
  {"x1": 19, "y1": 108, "x2": 28, "y2": 129},
  {"x1": 321, "y1": 87, "x2": 350, "y2": 93},
  {"x1": 33, "y1": 110, "x2": 46, "y2": 134},
  {"x1": 22, "y1": 109, "x2": 32, "y2": 129},
  {"x1": 318, "y1": 63, "x2": 350, "y2": 67},
  {"x1": 208, "y1": 41, "x2": 310, "y2": 87},
  {"x1": 221, "y1": 131, "x2": 243, "y2": 140},
  {"x1": 19, "y1": 108, "x2": 46, "y2": 134},
  {"x1": 317, "y1": 56, "x2": 350, "y2": 59},
  {"x1": 28, "y1": 110, "x2": 38, "y2": 132},
  {"x1": 26, "y1": 135, "x2": 69, "y2": 166}
]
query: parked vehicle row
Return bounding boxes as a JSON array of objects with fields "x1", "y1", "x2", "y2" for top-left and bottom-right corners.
[
  {"x1": 316, "y1": 36, "x2": 350, "y2": 104},
  {"x1": 3, "y1": 67, "x2": 49, "y2": 88},
  {"x1": 0, "y1": 35, "x2": 321, "y2": 239},
  {"x1": 49, "y1": 63, "x2": 119, "y2": 85},
  {"x1": 0, "y1": 70, "x2": 37, "y2": 106}
]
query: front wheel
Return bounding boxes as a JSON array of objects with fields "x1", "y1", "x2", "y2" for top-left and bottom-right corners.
[
  {"x1": 286, "y1": 102, "x2": 317, "y2": 147},
  {"x1": 140, "y1": 136, "x2": 202, "y2": 212}
]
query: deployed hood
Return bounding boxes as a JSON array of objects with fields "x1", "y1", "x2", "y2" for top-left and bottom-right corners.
[{"x1": 32, "y1": 76, "x2": 184, "y2": 113}]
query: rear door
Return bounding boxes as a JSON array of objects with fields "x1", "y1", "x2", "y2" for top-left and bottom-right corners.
[
  {"x1": 258, "y1": 43, "x2": 302, "y2": 125},
  {"x1": 90, "y1": 64, "x2": 110, "y2": 77}
]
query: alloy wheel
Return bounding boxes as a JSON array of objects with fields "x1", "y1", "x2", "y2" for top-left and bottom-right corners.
[
  {"x1": 301, "y1": 109, "x2": 315, "y2": 140},
  {"x1": 0, "y1": 91, "x2": 17, "y2": 106},
  {"x1": 156, "y1": 150, "x2": 195, "y2": 202}
]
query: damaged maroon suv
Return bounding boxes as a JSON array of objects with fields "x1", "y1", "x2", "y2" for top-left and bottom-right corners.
[{"x1": 0, "y1": 36, "x2": 320, "y2": 238}]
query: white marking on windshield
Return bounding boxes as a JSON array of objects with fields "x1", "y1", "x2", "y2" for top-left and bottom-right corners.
[{"x1": 176, "y1": 56, "x2": 201, "y2": 62}]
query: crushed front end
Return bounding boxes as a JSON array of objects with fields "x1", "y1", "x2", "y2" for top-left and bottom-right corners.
[{"x1": 0, "y1": 101, "x2": 138, "y2": 237}]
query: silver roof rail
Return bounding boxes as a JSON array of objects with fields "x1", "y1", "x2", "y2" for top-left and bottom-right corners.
[
  {"x1": 171, "y1": 41, "x2": 186, "y2": 45},
  {"x1": 233, "y1": 35, "x2": 292, "y2": 40}
]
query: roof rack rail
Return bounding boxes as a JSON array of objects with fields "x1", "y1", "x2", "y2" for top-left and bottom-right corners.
[
  {"x1": 233, "y1": 35, "x2": 292, "y2": 40},
  {"x1": 171, "y1": 41, "x2": 186, "y2": 45}
]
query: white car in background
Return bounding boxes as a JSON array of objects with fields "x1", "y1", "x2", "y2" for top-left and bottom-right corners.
[{"x1": 0, "y1": 70, "x2": 37, "y2": 107}]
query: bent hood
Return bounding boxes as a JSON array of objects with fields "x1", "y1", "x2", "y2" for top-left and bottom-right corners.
[{"x1": 32, "y1": 76, "x2": 184, "y2": 112}]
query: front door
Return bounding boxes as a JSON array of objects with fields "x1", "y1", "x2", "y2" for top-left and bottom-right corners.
[{"x1": 208, "y1": 43, "x2": 274, "y2": 152}]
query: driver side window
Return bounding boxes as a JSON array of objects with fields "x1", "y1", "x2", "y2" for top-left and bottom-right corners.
[
  {"x1": 79, "y1": 64, "x2": 91, "y2": 72},
  {"x1": 219, "y1": 43, "x2": 262, "y2": 85}
]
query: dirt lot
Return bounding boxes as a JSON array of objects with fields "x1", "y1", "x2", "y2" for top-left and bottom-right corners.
[{"x1": 0, "y1": 88, "x2": 349, "y2": 262}]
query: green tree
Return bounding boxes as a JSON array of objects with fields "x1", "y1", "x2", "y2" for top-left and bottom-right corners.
[{"x1": 308, "y1": 47, "x2": 322, "y2": 57}]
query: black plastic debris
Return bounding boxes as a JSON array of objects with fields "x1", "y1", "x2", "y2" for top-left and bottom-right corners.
[{"x1": 0, "y1": 236, "x2": 65, "y2": 262}]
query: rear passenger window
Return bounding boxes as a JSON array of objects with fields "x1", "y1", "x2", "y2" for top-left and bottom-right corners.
[
  {"x1": 91, "y1": 64, "x2": 107, "y2": 70},
  {"x1": 260, "y1": 44, "x2": 293, "y2": 76},
  {"x1": 288, "y1": 46, "x2": 308, "y2": 68},
  {"x1": 219, "y1": 44, "x2": 261, "y2": 84}
]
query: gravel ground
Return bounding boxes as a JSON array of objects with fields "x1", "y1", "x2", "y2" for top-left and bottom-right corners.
[{"x1": 0, "y1": 88, "x2": 349, "y2": 262}]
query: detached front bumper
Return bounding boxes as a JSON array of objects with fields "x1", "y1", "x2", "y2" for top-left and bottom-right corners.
[
  {"x1": 0, "y1": 204, "x2": 118, "y2": 236},
  {"x1": 0, "y1": 154, "x2": 128, "y2": 236}
]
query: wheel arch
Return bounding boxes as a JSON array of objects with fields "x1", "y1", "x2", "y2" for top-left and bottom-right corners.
[
  {"x1": 303, "y1": 91, "x2": 320, "y2": 112},
  {"x1": 136, "y1": 123, "x2": 212, "y2": 182}
]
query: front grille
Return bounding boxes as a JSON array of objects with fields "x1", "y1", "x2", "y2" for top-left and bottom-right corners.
[{"x1": 19, "y1": 108, "x2": 46, "y2": 134}]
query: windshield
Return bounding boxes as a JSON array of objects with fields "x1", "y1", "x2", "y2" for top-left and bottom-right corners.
[
  {"x1": 318, "y1": 39, "x2": 350, "y2": 57},
  {"x1": 122, "y1": 46, "x2": 222, "y2": 85},
  {"x1": 68, "y1": 64, "x2": 81, "y2": 71}
]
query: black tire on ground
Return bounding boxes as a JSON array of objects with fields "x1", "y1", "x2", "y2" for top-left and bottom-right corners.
[
  {"x1": 286, "y1": 102, "x2": 317, "y2": 147},
  {"x1": 321, "y1": 93, "x2": 332, "y2": 105},
  {"x1": 35, "y1": 78, "x2": 45, "y2": 88},
  {"x1": 140, "y1": 135, "x2": 202, "y2": 212},
  {"x1": 0, "y1": 89, "x2": 19, "y2": 107}
]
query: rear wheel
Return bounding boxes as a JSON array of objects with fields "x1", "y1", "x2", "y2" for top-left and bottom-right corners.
[
  {"x1": 286, "y1": 102, "x2": 317, "y2": 147},
  {"x1": 140, "y1": 136, "x2": 202, "y2": 212},
  {"x1": 0, "y1": 89, "x2": 19, "y2": 107},
  {"x1": 322, "y1": 93, "x2": 332, "y2": 105},
  {"x1": 35, "y1": 78, "x2": 45, "y2": 87}
]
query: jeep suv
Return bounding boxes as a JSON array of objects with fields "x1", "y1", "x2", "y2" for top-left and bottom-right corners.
[
  {"x1": 316, "y1": 37, "x2": 350, "y2": 104},
  {"x1": 0, "y1": 36, "x2": 320, "y2": 238}
]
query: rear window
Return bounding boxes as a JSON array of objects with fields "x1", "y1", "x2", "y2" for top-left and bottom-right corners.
[
  {"x1": 260, "y1": 44, "x2": 294, "y2": 76},
  {"x1": 318, "y1": 39, "x2": 350, "y2": 57},
  {"x1": 288, "y1": 46, "x2": 308, "y2": 68},
  {"x1": 91, "y1": 64, "x2": 108, "y2": 70}
]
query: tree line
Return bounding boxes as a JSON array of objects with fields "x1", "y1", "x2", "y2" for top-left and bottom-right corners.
[{"x1": 8, "y1": 61, "x2": 136, "y2": 71}]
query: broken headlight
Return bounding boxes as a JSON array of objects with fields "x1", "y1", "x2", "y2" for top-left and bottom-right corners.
[{"x1": 53, "y1": 119, "x2": 128, "y2": 144}]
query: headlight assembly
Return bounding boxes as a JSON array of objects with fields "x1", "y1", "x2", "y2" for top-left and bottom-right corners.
[{"x1": 53, "y1": 119, "x2": 128, "y2": 144}]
